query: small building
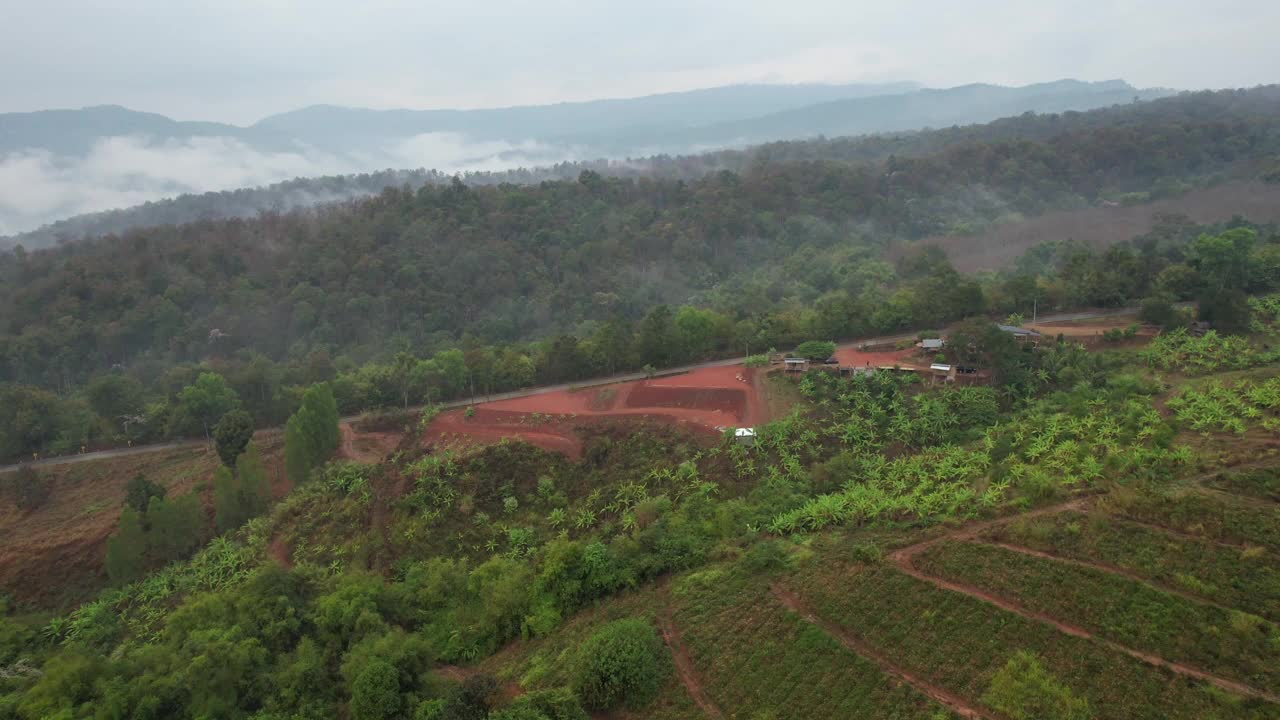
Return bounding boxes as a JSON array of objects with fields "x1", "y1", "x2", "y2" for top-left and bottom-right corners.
[
  {"x1": 919, "y1": 338, "x2": 945, "y2": 351},
  {"x1": 997, "y1": 325, "x2": 1043, "y2": 343},
  {"x1": 783, "y1": 357, "x2": 809, "y2": 372},
  {"x1": 734, "y1": 427, "x2": 757, "y2": 446},
  {"x1": 930, "y1": 362, "x2": 956, "y2": 384}
]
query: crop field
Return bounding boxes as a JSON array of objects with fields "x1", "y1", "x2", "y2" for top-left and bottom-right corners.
[
  {"x1": 788, "y1": 561, "x2": 1280, "y2": 719},
  {"x1": 670, "y1": 567, "x2": 957, "y2": 719},
  {"x1": 985, "y1": 509, "x2": 1280, "y2": 621},
  {"x1": 423, "y1": 365, "x2": 768, "y2": 459},
  {"x1": 1102, "y1": 486, "x2": 1280, "y2": 550},
  {"x1": 1206, "y1": 466, "x2": 1280, "y2": 502},
  {"x1": 912, "y1": 541, "x2": 1280, "y2": 697}
]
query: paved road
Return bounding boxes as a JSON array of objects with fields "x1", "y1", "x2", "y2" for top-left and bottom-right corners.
[{"x1": 0, "y1": 306, "x2": 1142, "y2": 474}]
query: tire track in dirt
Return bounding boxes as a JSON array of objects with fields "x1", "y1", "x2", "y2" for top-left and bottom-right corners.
[
  {"x1": 658, "y1": 598, "x2": 725, "y2": 719},
  {"x1": 890, "y1": 527, "x2": 1280, "y2": 704},
  {"x1": 770, "y1": 585, "x2": 1002, "y2": 720}
]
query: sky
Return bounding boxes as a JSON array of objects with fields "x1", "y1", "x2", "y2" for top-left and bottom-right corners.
[{"x1": 3, "y1": 0, "x2": 1278, "y2": 125}]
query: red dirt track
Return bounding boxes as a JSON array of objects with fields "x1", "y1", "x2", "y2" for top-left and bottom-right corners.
[{"x1": 424, "y1": 365, "x2": 764, "y2": 459}]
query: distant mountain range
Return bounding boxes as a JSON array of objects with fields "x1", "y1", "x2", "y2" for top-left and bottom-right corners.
[{"x1": 0, "y1": 79, "x2": 1173, "y2": 244}]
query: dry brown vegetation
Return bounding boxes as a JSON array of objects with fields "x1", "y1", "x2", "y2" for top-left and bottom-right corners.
[{"x1": 913, "y1": 181, "x2": 1280, "y2": 272}]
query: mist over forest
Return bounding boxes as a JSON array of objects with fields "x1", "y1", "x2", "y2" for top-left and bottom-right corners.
[{"x1": 0, "y1": 79, "x2": 1168, "y2": 244}]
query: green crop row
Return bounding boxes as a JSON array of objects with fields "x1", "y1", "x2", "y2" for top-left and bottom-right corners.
[
  {"x1": 1207, "y1": 466, "x2": 1280, "y2": 502},
  {"x1": 1140, "y1": 329, "x2": 1269, "y2": 375},
  {"x1": 986, "y1": 510, "x2": 1280, "y2": 621},
  {"x1": 913, "y1": 541, "x2": 1280, "y2": 696},
  {"x1": 671, "y1": 567, "x2": 955, "y2": 720},
  {"x1": 789, "y1": 562, "x2": 1280, "y2": 720},
  {"x1": 1103, "y1": 487, "x2": 1280, "y2": 550},
  {"x1": 1166, "y1": 377, "x2": 1280, "y2": 435}
]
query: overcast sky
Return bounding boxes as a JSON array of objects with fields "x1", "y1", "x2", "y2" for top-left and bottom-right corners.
[{"x1": 3, "y1": 0, "x2": 1278, "y2": 124}]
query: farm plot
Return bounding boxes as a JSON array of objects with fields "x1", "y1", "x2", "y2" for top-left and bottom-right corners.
[
  {"x1": 670, "y1": 568, "x2": 958, "y2": 719},
  {"x1": 985, "y1": 510, "x2": 1280, "y2": 621},
  {"x1": 424, "y1": 365, "x2": 764, "y2": 459},
  {"x1": 789, "y1": 562, "x2": 1280, "y2": 719},
  {"x1": 1102, "y1": 488, "x2": 1280, "y2": 550},
  {"x1": 1206, "y1": 466, "x2": 1280, "y2": 502},
  {"x1": 912, "y1": 541, "x2": 1280, "y2": 698}
]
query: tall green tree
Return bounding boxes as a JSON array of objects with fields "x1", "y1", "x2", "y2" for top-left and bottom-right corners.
[
  {"x1": 124, "y1": 473, "x2": 166, "y2": 514},
  {"x1": 84, "y1": 374, "x2": 144, "y2": 430},
  {"x1": 147, "y1": 494, "x2": 204, "y2": 563},
  {"x1": 173, "y1": 373, "x2": 240, "y2": 442},
  {"x1": 637, "y1": 305, "x2": 676, "y2": 368},
  {"x1": 284, "y1": 383, "x2": 340, "y2": 485},
  {"x1": 214, "y1": 443, "x2": 271, "y2": 532},
  {"x1": 105, "y1": 507, "x2": 146, "y2": 584},
  {"x1": 213, "y1": 409, "x2": 255, "y2": 468}
]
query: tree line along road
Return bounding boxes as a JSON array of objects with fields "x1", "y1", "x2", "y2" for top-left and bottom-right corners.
[{"x1": 0, "y1": 306, "x2": 1143, "y2": 474}]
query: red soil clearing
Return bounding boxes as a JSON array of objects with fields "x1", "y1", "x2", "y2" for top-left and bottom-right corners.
[
  {"x1": 832, "y1": 346, "x2": 925, "y2": 369},
  {"x1": 423, "y1": 365, "x2": 764, "y2": 459}
]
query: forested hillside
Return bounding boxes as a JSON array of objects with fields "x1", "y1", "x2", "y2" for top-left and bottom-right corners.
[
  {"x1": 3, "y1": 87, "x2": 1280, "y2": 461},
  {"x1": 12, "y1": 84, "x2": 1268, "y2": 251}
]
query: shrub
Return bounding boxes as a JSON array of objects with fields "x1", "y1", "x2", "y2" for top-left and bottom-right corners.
[
  {"x1": 982, "y1": 651, "x2": 1091, "y2": 720},
  {"x1": 3, "y1": 465, "x2": 51, "y2": 511},
  {"x1": 490, "y1": 688, "x2": 588, "y2": 720},
  {"x1": 848, "y1": 541, "x2": 883, "y2": 564},
  {"x1": 571, "y1": 618, "x2": 665, "y2": 710},
  {"x1": 794, "y1": 341, "x2": 836, "y2": 361}
]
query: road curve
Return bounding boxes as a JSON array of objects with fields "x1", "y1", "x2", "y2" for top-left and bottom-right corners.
[{"x1": 0, "y1": 306, "x2": 1142, "y2": 474}]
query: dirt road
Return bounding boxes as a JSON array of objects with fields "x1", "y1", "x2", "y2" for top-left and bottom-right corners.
[{"x1": 0, "y1": 306, "x2": 1144, "y2": 475}]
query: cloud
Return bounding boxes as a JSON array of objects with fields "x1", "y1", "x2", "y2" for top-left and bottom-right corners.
[{"x1": 0, "y1": 134, "x2": 578, "y2": 236}]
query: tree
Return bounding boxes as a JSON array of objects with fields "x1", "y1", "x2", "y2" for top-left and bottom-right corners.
[
  {"x1": 284, "y1": 383, "x2": 341, "y2": 484},
  {"x1": 147, "y1": 493, "x2": 204, "y2": 563},
  {"x1": 85, "y1": 374, "x2": 143, "y2": 430},
  {"x1": 213, "y1": 409, "x2": 255, "y2": 468},
  {"x1": 571, "y1": 618, "x2": 665, "y2": 710},
  {"x1": 1192, "y1": 229, "x2": 1256, "y2": 333},
  {"x1": 174, "y1": 373, "x2": 240, "y2": 442},
  {"x1": 1138, "y1": 293, "x2": 1180, "y2": 330},
  {"x1": 284, "y1": 411, "x2": 314, "y2": 484},
  {"x1": 0, "y1": 383, "x2": 60, "y2": 460},
  {"x1": 215, "y1": 443, "x2": 271, "y2": 532},
  {"x1": 213, "y1": 466, "x2": 240, "y2": 533},
  {"x1": 105, "y1": 507, "x2": 146, "y2": 584},
  {"x1": 794, "y1": 340, "x2": 836, "y2": 361},
  {"x1": 349, "y1": 659, "x2": 402, "y2": 720},
  {"x1": 124, "y1": 473, "x2": 166, "y2": 514},
  {"x1": 637, "y1": 305, "x2": 676, "y2": 368}
]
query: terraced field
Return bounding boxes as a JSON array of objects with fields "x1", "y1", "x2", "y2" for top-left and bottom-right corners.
[
  {"x1": 670, "y1": 568, "x2": 960, "y2": 719},
  {"x1": 650, "y1": 480, "x2": 1280, "y2": 718}
]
